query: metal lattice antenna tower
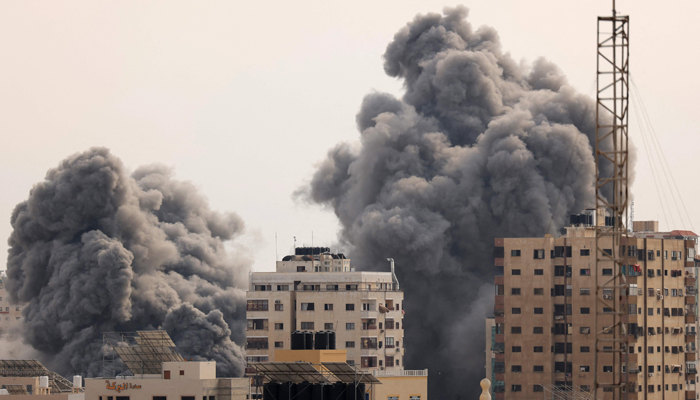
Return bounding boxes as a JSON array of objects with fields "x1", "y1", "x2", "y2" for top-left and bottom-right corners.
[{"x1": 594, "y1": 0, "x2": 631, "y2": 399}]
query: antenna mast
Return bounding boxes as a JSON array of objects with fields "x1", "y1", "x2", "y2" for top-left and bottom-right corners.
[{"x1": 594, "y1": 1, "x2": 631, "y2": 399}]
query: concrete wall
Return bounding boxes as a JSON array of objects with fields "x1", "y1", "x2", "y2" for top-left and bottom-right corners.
[{"x1": 161, "y1": 362, "x2": 215, "y2": 380}]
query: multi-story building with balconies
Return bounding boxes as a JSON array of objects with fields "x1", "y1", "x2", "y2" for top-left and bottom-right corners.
[
  {"x1": 245, "y1": 247, "x2": 405, "y2": 373},
  {"x1": 491, "y1": 219, "x2": 699, "y2": 400},
  {"x1": 0, "y1": 270, "x2": 23, "y2": 331}
]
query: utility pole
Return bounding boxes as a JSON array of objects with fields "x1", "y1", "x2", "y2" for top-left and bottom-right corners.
[{"x1": 594, "y1": 1, "x2": 631, "y2": 399}]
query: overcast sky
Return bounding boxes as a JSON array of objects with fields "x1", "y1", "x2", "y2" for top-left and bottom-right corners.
[{"x1": 1, "y1": 0, "x2": 698, "y2": 273}]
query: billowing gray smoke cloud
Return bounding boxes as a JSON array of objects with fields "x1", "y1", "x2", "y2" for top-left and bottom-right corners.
[
  {"x1": 6, "y1": 148, "x2": 249, "y2": 377},
  {"x1": 303, "y1": 6, "x2": 631, "y2": 397}
]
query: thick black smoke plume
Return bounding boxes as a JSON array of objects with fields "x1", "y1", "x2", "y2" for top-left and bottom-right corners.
[
  {"x1": 6, "y1": 148, "x2": 249, "y2": 377},
  {"x1": 303, "y1": 6, "x2": 630, "y2": 398}
]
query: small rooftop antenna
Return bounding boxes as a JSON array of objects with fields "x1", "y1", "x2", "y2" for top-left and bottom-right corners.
[{"x1": 293, "y1": 236, "x2": 297, "y2": 250}]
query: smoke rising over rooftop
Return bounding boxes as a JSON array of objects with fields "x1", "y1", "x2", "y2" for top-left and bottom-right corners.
[
  {"x1": 6, "y1": 148, "x2": 249, "y2": 377},
  {"x1": 303, "y1": 6, "x2": 629, "y2": 396}
]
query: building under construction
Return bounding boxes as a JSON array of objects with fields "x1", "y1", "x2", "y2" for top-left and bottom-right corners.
[{"x1": 490, "y1": 219, "x2": 699, "y2": 399}]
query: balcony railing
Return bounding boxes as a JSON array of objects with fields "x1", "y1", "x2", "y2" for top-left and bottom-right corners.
[{"x1": 373, "y1": 369, "x2": 428, "y2": 377}]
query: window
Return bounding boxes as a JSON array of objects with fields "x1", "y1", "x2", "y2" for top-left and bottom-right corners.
[
  {"x1": 534, "y1": 288, "x2": 544, "y2": 295},
  {"x1": 534, "y1": 308, "x2": 543, "y2": 314},
  {"x1": 580, "y1": 366, "x2": 590, "y2": 372},
  {"x1": 511, "y1": 385, "x2": 522, "y2": 392},
  {"x1": 603, "y1": 366, "x2": 613, "y2": 372},
  {"x1": 385, "y1": 356, "x2": 394, "y2": 367},
  {"x1": 326, "y1": 284, "x2": 338, "y2": 291},
  {"x1": 555, "y1": 266, "x2": 565, "y2": 277},
  {"x1": 275, "y1": 341, "x2": 284, "y2": 348},
  {"x1": 246, "y1": 337, "x2": 268, "y2": 349},
  {"x1": 580, "y1": 249, "x2": 590, "y2": 256},
  {"x1": 387, "y1": 397, "x2": 398, "y2": 400},
  {"x1": 580, "y1": 288, "x2": 590, "y2": 295},
  {"x1": 581, "y1": 307, "x2": 590, "y2": 314},
  {"x1": 533, "y1": 346, "x2": 543, "y2": 353},
  {"x1": 301, "y1": 303, "x2": 315, "y2": 311},
  {"x1": 512, "y1": 308, "x2": 521, "y2": 314},
  {"x1": 534, "y1": 269, "x2": 543, "y2": 275},
  {"x1": 275, "y1": 303, "x2": 284, "y2": 311},
  {"x1": 511, "y1": 365, "x2": 522, "y2": 372},
  {"x1": 361, "y1": 338, "x2": 378, "y2": 349},
  {"x1": 602, "y1": 268, "x2": 613, "y2": 276},
  {"x1": 274, "y1": 323, "x2": 284, "y2": 330},
  {"x1": 533, "y1": 327, "x2": 543, "y2": 334},
  {"x1": 361, "y1": 357, "x2": 377, "y2": 368},
  {"x1": 154, "y1": 397, "x2": 167, "y2": 400},
  {"x1": 511, "y1": 288, "x2": 521, "y2": 295},
  {"x1": 164, "y1": 371, "x2": 170, "y2": 379},
  {"x1": 297, "y1": 266, "x2": 305, "y2": 272},
  {"x1": 533, "y1": 365, "x2": 544, "y2": 372},
  {"x1": 511, "y1": 327, "x2": 522, "y2": 334},
  {"x1": 346, "y1": 323, "x2": 355, "y2": 330},
  {"x1": 277, "y1": 285, "x2": 289, "y2": 291},
  {"x1": 534, "y1": 385, "x2": 544, "y2": 393},
  {"x1": 346, "y1": 304, "x2": 355, "y2": 311},
  {"x1": 554, "y1": 285, "x2": 565, "y2": 296},
  {"x1": 346, "y1": 284, "x2": 358, "y2": 291},
  {"x1": 580, "y1": 268, "x2": 591, "y2": 276},
  {"x1": 301, "y1": 322, "x2": 314, "y2": 330},
  {"x1": 511, "y1": 250, "x2": 521, "y2": 257},
  {"x1": 346, "y1": 341, "x2": 355, "y2": 348},
  {"x1": 324, "y1": 304, "x2": 333, "y2": 311},
  {"x1": 534, "y1": 249, "x2": 545, "y2": 259},
  {"x1": 512, "y1": 346, "x2": 522, "y2": 352},
  {"x1": 247, "y1": 319, "x2": 268, "y2": 330},
  {"x1": 511, "y1": 269, "x2": 521, "y2": 275},
  {"x1": 410, "y1": 396, "x2": 420, "y2": 400},
  {"x1": 324, "y1": 323, "x2": 334, "y2": 330},
  {"x1": 386, "y1": 337, "x2": 395, "y2": 348},
  {"x1": 580, "y1": 346, "x2": 590, "y2": 352},
  {"x1": 648, "y1": 346, "x2": 654, "y2": 353},
  {"x1": 247, "y1": 300, "x2": 268, "y2": 311}
]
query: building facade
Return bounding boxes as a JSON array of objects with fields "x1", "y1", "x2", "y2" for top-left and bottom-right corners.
[
  {"x1": 85, "y1": 362, "x2": 249, "y2": 400},
  {"x1": 493, "y1": 221, "x2": 699, "y2": 400},
  {"x1": 0, "y1": 271, "x2": 23, "y2": 330},
  {"x1": 245, "y1": 248, "x2": 405, "y2": 373}
]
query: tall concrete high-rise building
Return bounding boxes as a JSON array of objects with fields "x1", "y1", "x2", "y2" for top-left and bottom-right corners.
[
  {"x1": 491, "y1": 219, "x2": 699, "y2": 400},
  {"x1": 245, "y1": 247, "x2": 405, "y2": 373}
]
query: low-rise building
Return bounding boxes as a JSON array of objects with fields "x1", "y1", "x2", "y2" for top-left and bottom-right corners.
[{"x1": 85, "y1": 361, "x2": 249, "y2": 400}]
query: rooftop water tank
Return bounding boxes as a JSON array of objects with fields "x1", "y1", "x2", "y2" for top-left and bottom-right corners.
[
  {"x1": 39, "y1": 376, "x2": 49, "y2": 388},
  {"x1": 73, "y1": 376, "x2": 82, "y2": 388}
]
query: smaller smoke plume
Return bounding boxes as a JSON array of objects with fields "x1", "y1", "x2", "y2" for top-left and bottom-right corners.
[{"x1": 6, "y1": 148, "x2": 250, "y2": 377}]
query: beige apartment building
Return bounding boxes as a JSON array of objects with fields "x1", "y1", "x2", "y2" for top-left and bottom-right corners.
[
  {"x1": 245, "y1": 247, "x2": 405, "y2": 373},
  {"x1": 0, "y1": 270, "x2": 23, "y2": 330},
  {"x1": 493, "y1": 220, "x2": 699, "y2": 400}
]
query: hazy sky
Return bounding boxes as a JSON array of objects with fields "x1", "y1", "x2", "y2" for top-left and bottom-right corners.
[{"x1": 1, "y1": 0, "x2": 698, "y2": 273}]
